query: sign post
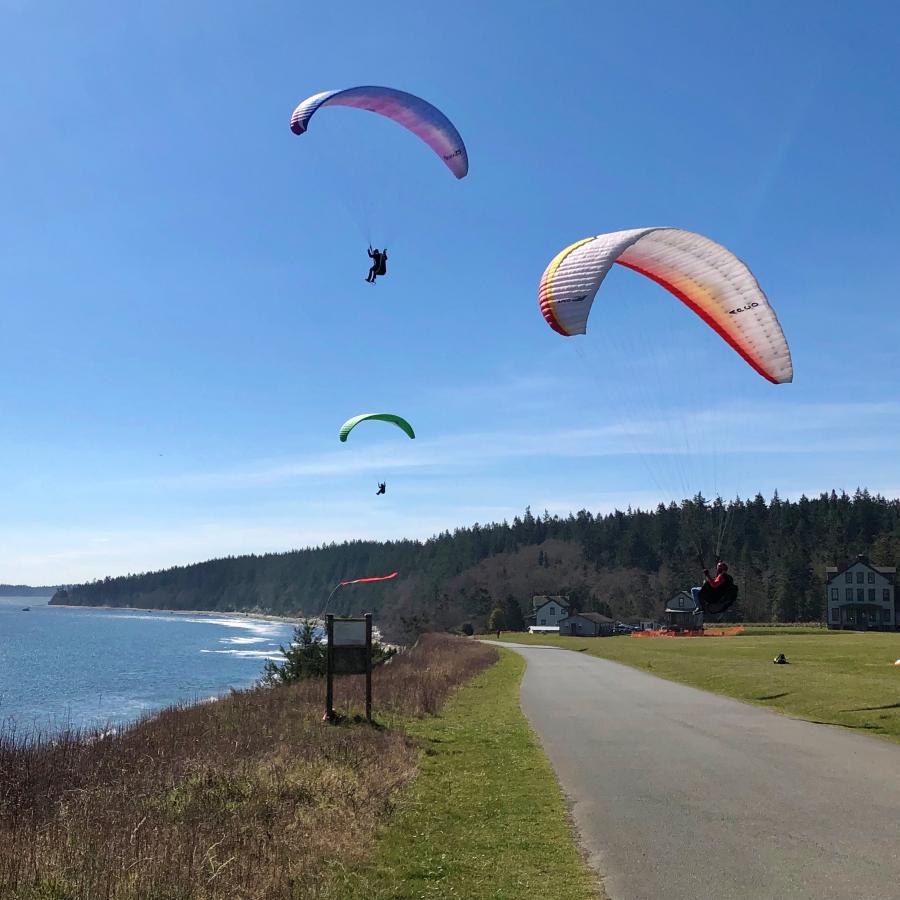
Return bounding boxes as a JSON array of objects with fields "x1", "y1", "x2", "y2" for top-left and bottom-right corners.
[
  {"x1": 325, "y1": 612, "x2": 373, "y2": 723},
  {"x1": 325, "y1": 614, "x2": 334, "y2": 721},
  {"x1": 365, "y1": 613, "x2": 373, "y2": 722}
]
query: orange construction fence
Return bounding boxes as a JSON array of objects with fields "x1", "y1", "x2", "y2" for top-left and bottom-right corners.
[{"x1": 631, "y1": 626, "x2": 745, "y2": 638}]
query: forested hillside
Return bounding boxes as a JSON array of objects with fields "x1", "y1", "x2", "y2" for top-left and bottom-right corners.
[{"x1": 51, "y1": 491, "x2": 900, "y2": 640}]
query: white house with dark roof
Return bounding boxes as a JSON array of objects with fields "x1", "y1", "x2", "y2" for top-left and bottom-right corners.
[
  {"x1": 527, "y1": 595, "x2": 570, "y2": 630},
  {"x1": 825, "y1": 555, "x2": 896, "y2": 630}
]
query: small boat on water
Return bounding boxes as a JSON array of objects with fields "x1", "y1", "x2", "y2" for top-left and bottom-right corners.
[{"x1": 21, "y1": 607, "x2": 30, "y2": 611}]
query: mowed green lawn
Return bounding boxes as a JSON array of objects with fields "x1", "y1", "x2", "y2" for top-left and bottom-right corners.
[
  {"x1": 332, "y1": 649, "x2": 600, "y2": 900},
  {"x1": 498, "y1": 630, "x2": 900, "y2": 742}
]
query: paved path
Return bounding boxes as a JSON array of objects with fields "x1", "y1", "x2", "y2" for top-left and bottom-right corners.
[{"x1": 491, "y1": 642, "x2": 900, "y2": 900}]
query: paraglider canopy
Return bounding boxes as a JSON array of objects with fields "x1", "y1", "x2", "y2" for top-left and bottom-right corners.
[
  {"x1": 538, "y1": 227, "x2": 793, "y2": 384},
  {"x1": 290, "y1": 86, "x2": 469, "y2": 179},
  {"x1": 339, "y1": 413, "x2": 416, "y2": 442}
]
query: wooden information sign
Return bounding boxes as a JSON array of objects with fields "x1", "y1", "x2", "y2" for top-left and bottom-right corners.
[{"x1": 325, "y1": 613, "x2": 372, "y2": 722}]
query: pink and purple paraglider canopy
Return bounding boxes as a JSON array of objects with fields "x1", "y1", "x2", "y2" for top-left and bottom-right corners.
[{"x1": 290, "y1": 85, "x2": 468, "y2": 179}]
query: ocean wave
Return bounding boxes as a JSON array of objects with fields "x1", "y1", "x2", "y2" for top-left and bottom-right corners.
[
  {"x1": 199, "y1": 649, "x2": 283, "y2": 660},
  {"x1": 98, "y1": 612, "x2": 291, "y2": 638}
]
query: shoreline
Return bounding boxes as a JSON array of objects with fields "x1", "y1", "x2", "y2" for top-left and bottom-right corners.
[
  {"x1": 48, "y1": 604, "x2": 307, "y2": 627},
  {"x1": 47, "y1": 604, "x2": 385, "y2": 640}
]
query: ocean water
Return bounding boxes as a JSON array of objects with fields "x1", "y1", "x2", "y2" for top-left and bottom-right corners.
[{"x1": 0, "y1": 596, "x2": 296, "y2": 735}]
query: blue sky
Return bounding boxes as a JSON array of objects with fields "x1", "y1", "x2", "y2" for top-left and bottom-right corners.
[{"x1": 1, "y1": 0, "x2": 898, "y2": 583}]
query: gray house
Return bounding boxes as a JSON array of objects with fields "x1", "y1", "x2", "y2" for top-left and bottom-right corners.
[
  {"x1": 825, "y1": 555, "x2": 896, "y2": 630},
  {"x1": 558, "y1": 612, "x2": 615, "y2": 637},
  {"x1": 665, "y1": 590, "x2": 703, "y2": 630}
]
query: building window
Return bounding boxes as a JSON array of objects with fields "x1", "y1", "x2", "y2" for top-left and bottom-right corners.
[
  {"x1": 868, "y1": 588, "x2": 876, "y2": 602},
  {"x1": 883, "y1": 609, "x2": 892, "y2": 623},
  {"x1": 831, "y1": 608, "x2": 840, "y2": 622},
  {"x1": 884, "y1": 589, "x2": 891, "y2": 603},
  {"x1": 831, "y1": 588, "x2": 839, "y2": 600},
  {"x1": 845, "y1": 572, "x2": 852, "y2": 583},
  {"x1": 540, "y1": 618, "x2": 546, "y2": 626},
  {"x1": 846, "y1": 588, "x2": 853, "y2": 601},
  {"x1": 856, "y1": 588, "x2": 864, "y2": 602},
  {"x1": 868, "y1": 572, "x2": 875, "y2": 583},
  {"x1": 856, "y1": 571, "x2": 864, "y2": 584}
]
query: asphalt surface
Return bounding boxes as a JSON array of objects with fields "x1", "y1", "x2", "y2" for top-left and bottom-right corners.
[{"x1": 492, "y1": 642, "x2": 900, "y2": 900}]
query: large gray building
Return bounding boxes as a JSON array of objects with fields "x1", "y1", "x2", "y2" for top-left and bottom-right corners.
[{"x1": 825, "y1": 554, "x2": 896, "y2": 630}]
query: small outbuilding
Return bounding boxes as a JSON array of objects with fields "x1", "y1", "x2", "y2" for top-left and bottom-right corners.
[{"x1": 558, "y1": 612, "x2": 616, "y2": 637}]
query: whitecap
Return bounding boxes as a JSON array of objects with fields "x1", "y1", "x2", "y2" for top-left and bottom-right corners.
[{"x1": 199, "y1": 649, "x2": 283, "y2": 660}]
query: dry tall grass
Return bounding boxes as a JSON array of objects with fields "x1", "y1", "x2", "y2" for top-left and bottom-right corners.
[{"x1": 0, "y1": 634, "x2": 497, "y2": 900}]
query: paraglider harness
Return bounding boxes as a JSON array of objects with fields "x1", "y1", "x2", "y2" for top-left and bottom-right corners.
[
  {"x1": 366, "y1": 247, "x2": 387, "y2": 282},
  {"x1": 697, "y1": 563, "x2": 739, "y2": 616}
]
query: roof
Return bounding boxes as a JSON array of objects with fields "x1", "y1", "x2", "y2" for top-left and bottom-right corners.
[
  {"x1": 533, "y1": 595, "x2": 570, "y2": 609},
  {"x1": 665, "y1": 605, "x2": 702, "y2": 615},
  {"x1": 565, "y1": 612, "x2": 614, "y2": 624},
  {"x1": 665, "y1": 590, "x2": 699, "y2": 614},
  {"x1": 826, "y1": 560, "x2": 896, "y2": 580}
]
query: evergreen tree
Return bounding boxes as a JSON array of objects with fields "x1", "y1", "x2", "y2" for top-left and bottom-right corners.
[
  {"x1": 50, "y1": 490, "x2": 900, "y2": 633},
  {"x1": 488, "y1": 607, "x2": 506, "y2": 634},
  {"x1": 261, "y1": 620, "x2": 326, "y2": 684},
  {"x1": 502, "y1": 595, "x2": 526, "y2": 631}
]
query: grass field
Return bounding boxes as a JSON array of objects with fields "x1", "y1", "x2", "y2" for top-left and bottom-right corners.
[
  {"x1": 497, "y1": 630, "x2": 900, "y2": 742},
  {"x1": 334, "y1": 648, "x2": 601, "y2": 900}
]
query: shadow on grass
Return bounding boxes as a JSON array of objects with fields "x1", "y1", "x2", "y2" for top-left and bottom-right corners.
[
  {"x1": 756, "y1": 692, "x2": 791, "y2": 701},
  {"x1": 841, "y1": 702, "x2": 900, "y2": 713},
  {"x1": 809, "y1": 719, "x2": 883, "y2": 732}
]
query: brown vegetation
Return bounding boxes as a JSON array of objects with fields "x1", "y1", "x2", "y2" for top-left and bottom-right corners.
[
  {"x1": 386, "y1": 539, "x2": 667, "y2": 638},
  {"x1": 0, "y1": 635, "x2": 497, "y2": 900}
]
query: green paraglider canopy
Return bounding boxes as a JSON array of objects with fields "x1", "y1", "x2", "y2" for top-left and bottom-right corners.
[{"x1": 339, "y1": 413, "x2": 416, "y2": 443}]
